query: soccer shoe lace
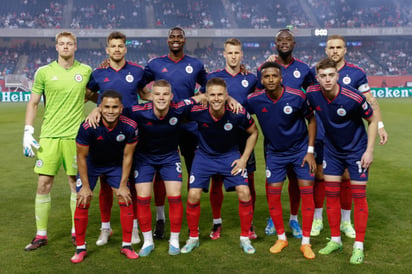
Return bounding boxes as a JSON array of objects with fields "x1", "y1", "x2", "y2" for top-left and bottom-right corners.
[
  {"x1": 209, "y1": 223, "x2": 222, "y2": 240},
  {"x1": 139, "y1": 244, "x2": 155, "y2": 257},
  {"x1": 265, "y1": 217, "x2": 277, "y2": 236},
  {"x1": 350, "y1": 248, "x2": 364, "y2": 264},
  {"x1": 289, "y1": 220, "x2": 303, "y2": 238},
  {"x1": 168, "y1": 244, "x2": 180, "y2": 256},
  {"x1": 310, "y1": 219, "x2": 324, "y2": 237},
  {"x1": 24, "y1": 236, "x2": 48, "y2": 251},
  {"x1": 240, "y1": 238, "x2": 256, "y2": 254},
  {"x1": 318, "y1": 240, "x2": 343, "y2": 255},
  {"x1": 181, "y1": 238, "x2": 199, "y2": 254},
  {"x1": 248, "y1": 225, "x2": 258, "y2": 240},
  {"x1": 153, "y1": 220, "x2": 165, "y2": 240},
  {"x1": 121, "y1": 246, "x2": 139, "y2": 259},
  {"x1": 96, "y1": 228, "x2": 113, "y2": 246},
  {"x1": 340, "y1": 221, "x2": 356, "y2": 238},
  {"x1": 131, "y1": 227, "x2": 141, "y2": 244},
  {"x1": 70, "y1": 249, "x2": 87, "y2": 263},
  {"x1": 300, "y1": 244, "x2": 316, "y2": 259},
  {"x1": 269, "y1": 239, "x2": 288, "y2": 254}
]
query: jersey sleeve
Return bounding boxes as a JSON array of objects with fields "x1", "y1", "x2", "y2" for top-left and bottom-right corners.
[
  {"x1": 360, "y1": 96, "x2": 374, "y2": 119},
  {"x1": 86, "y1": 71, "x2": 100, "y2": 92},
  {"x1": 31, "y1": 67, "x2": 46, "y2": 95},
  {"x1": 76, "y1": 121, "x2": 92, "y2": 146},
  {"x1": 356, "y1": 73, "x2": 370, "y2": 93}
]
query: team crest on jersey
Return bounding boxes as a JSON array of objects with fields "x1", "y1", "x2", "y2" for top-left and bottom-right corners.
[
  {"x1": 283, "y1": 105, "x2": 293, "y2": 115},
  {"x1": 189, "y1": 175, "x2": 195, "y2": 184},
  {"x1": 241, "y1": 79, "x2": 249, "y2": 88},
  {"x1": 224, "y1": 122, "x2": 233, "y2": 131},
  {"x1": 134, "y1": 170, "x2": 139, "y2": 178},
  {"x1": 362, "y1": 102, "x2": 369, "y2": 110},
  {"x1": 169, "y1": 117, "x2": 178, "y2": 125},
  {"x1": 125, "y1": 74, "x2": 134, "y2": 83},
  {"x1": 265, "y1": 169, "x2": 271, "y2": 178},
  {"x1": 116, "y1": 134, "x2": 126, "y2": 142},
  {"x1": 76, "y1": 178, "x2": 82, "y2": 188},
  {"x1": 293, "y1": 69, "x2": 301, "y2": 78},
  {"x1": 184, "y1": 99, "x2": 192, "y2": 105},
  {"x1": 337, "y1": 107, "x2": 346, "y2": 117},
  {"x1": 185, "y1": 65, "x2": 193, "y2": 74},
  {"x1": 35, "y1": 160, "x2": 43, "y2": 168},
  {"x1": 74, "y1": 74, "x2": 83, "y2": 82},
  {"x1": 342, "y1": 76, "x2": 351, "y2": 85}
]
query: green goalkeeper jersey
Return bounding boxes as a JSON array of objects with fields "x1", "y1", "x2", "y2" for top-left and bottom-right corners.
[{"x1": 32, "y1": 60, "x2": 92, "y2": 139}]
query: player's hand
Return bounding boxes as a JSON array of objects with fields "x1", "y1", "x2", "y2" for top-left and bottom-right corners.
[
  {"x1": 227, "y1": 96, "x2": 243, "y2": 114},
  {"x1": 302, "y1": 153, "x2": 316, "y2": 175},
  {"x1": 77, "y1": 186, "x2": 93, "y2": 208},
  {"x1": 117, "y1": 185, "x2": 132, "y2": 206},
  {"x1": 98, "y1": 58, "x2": 110, "y2": 69},
  {"x1": 378, "y1": 127, "x2": 388, "y2": 145},
  {"x1": 85, "y1": 107, "x2": 101, "y2": 129},
  {"x1": 23, "y1": 125, "x2": 40, "y2": 158},
  {"x1": 360, "y1": 150, "x2": 374, "y2": 169},
  {"x1": 266, "y1": 54, "x2": 277, "y2": 62},
  {"x1": 240, "y1": 63, "x2": 249, "y2": 75},
  {"x1": 231, "y1": 158, "x2": 247, "y2": 176}
]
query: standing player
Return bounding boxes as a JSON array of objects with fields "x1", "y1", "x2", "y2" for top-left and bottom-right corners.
[
  {"x1": 247, "y1": 62, "x2": 316, "y2": 259},
  {"x1": 71, "y1": 90, "x2": 139, "y2": 263},
  {"x1": 205, "y1": 38, "x2": 258, "y2": 240},
  {"x1": 259, "y1": 29, "x2": 314, "y2": 238},
  {"x1": 181, "y1": 78, "x2": 258, "y2": 255},
  {"x1": 306, "y1": 58, "x2": 377, "y2": 264},
  {"x1": 309, "y1": 35, "x2": 388, "y2": 238},
  {"x1": 143, "y1": 26, "x2": 207, "y2": 239},
  {"x1": 87, "y1": 31, "x2": 146, "y2": 246},
  {"x1": 23, "y1": 31, "x2": 93, "y2": 250}
]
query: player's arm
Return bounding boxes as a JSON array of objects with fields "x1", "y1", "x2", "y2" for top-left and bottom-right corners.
[
  {"x1": 226, "y1": 96, "x2": 243, "y2": 114},
  {"x1": 361, "y1": 113, "x2": 378, "y2": 169},
  {"x1": 363, "y1": 91, "x2": 388, "y2": 145},
  {"x1": 117, "y1": 141, "x2": 137, "y2": 206},
  {"x1": 302, "y1": 114, "x2": 317, "y2": 174},
  {"x1": 231, "y1": 119, "x2": 258, "y2": 176},
  {"x1": 76, "y1": 143, "x2": 93, "y2": 208},
  {"x1": 85, "y1": 88, "x2": 98, "y2": 103},
  {"x1": 23, "y1": 92, "x2": 42, "y2": 157},
  {"x1": 138, "y1": 86, "x2": 152, "y2": 102}
]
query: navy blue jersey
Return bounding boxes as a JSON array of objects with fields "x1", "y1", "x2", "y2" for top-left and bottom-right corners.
[
  {"x1": 257, "y1": 57, "x2": 314, "y2": 90},
  {"x1": 306, "y1": 84, "x2": 373, "y2": 154},
  {"x1": 246, "y1": 87, "x2": 313, "y2": 154},
  {"x1": 144, "y1": 55, "x2": 207, "y2": 102},
  {"x1": 87, "y1": 61, "x2": 145, "y2": 107},
  {"x1": 76, "y1": 115, "x2": 138, "y2": 166},
  {"x1": 188, "y1": 105, "x2": 254, "y2": 156}
]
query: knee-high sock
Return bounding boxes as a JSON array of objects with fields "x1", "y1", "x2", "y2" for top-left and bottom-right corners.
[
  {"x1": 267, "y1": 186, "x2": 285, "y2": 235},
  {"x1": 119, "y1": 202, "x2": 134, "y2": 243},
  {"x1": 352, "y1": 185, "x2": 368, "y2": 242},
  {"x1": 186, "y1": 201, "x2": 200, "y2": 238},
  {"x1": 313, "y1": 179, "x2": 325, "y2": 209},
  {"x1": 168, "y1": 196, "x2": 183, "y2": 233},
  {"x1": 153, "y1": 174, "x2": 166, "y2": 208},
  {"x1": 99, "y1": 177, "x2": 113, "y2": 223},
  {"x1": 74, "y1": 204, "x2": 89, "y2": 246},
  {"x1": 340, "y1": 179, "x2": 352, "y2": 210},
  {"x1": 130, "y1": 184, "x2": 138, "y2": 220},
  {"x1": 239, "y1": 199, "x2": 253, "y2": 237},
  {"x1": 70, "y1": 192, "x2": 77, "y2": 231},
  {"x1": 35, "y1": 193, "x2": 51, "y2": 232},
  {"x1": 210, "y1": 175, "x2": 224, "y2": 219},
  {"x1": 300, "y1": 186, "x2": 315, "y2": 237},
  {"x1": 325, "y1": 181, "x2": 341, "y2": 237},
  {"x1": 136, "y1": 196, "x2": 152, "y2": 233},
  {"x1": 287, "y1": 170, "x2": 300, "y2": 216},
  {"x1": 248, "y1": 172, "x2": 256, "y2": 211}
]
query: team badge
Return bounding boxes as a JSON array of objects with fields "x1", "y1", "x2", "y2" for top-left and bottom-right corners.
[
  {"x1": 362, "y1": 102, "x2": 369, "y2": 110},
  {"x1": 35, "y1": 160, "x2": 43, "y2": 168},
  {"x1": 266, "y1": 169, "x2": 271, "y2": 178},
  {"x1": 293, "y1": 69, "x2": 301, "y2": 78},
  {"x1": 74, "y1": 74, "x2": 83, "y2": 82},
  {"x1": 283, "y1": 105, "x2": 293, "y2": 115},
  {"x1": 337, "y1": 107, "x2": 346, "y2": 117},
  {"x1": 185, "y1": 65, "x2": 193, "y2": 74},
  {"x1": 189, "y1": 175, "x2": 195, "y2": 184},
  {"x1": 241, "y1": 79, "x2": 249, "y2": 88},
  {"x1": 169, "y1": 117, "x2": 178, "y2": 125},
  {"x1": 134, "y1": 170, "x2": 139, "y2": 178},
  {"x1": 116, "y1": 134, "x2": 126, "y2": 142},
  {"x1": 76, "y1": 178, "x2": 82, "y2": 187},
  {"x1": 125, "y1": 74, "x2": 134, "y2": 83},
  {"x1": 184, "y1": 99, "x2": 192, "y2": 105},
  {"x1": 343, "y1": 76, "x2": 351, "y2": 85},
  {"x1": 224, "y1": 122, "x2": 233, "y2": 131}
]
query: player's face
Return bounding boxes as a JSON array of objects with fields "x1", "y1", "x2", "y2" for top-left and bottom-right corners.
[
  {"x1": 261, "y1": 67, "x2": 282, "y2": 92},
  {"x1": 275, "y1": 31, "x2": 295, "y2": 55},
  {"x1": 152, "y1": 86, "x2": 173, "y2": 112},
  {"x1": 167, "y1": 29, "x2": 185, "y2": 53},
  {"x1": 325, "y1": 39, "x2": 347, "y2": 64},
  {"x1": 100, "y1": 97, "x2": 123, "y2": 125},
  {"x1": 106, "y1": 39, "x2": 127, "y2": 62},
  {"x1": 223, "y1": 44, "x2": 243, "y2": 70},
  {"x1": 316, "y1": 67, "x2": 339, "y2": 92},
  {"x1": 56, "y1": 36, "x2": 77, "y2": 60},
  {"x1": 206, "y1": 85, "x2": 228, "y2": 113}
]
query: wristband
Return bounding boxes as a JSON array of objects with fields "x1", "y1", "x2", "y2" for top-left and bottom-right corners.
[
  {"x1": 378, "y1": 121, "x2": 384, "y2": 129},
  {"x1": 307, "y1": 146, "x2": 314, "y2": 154}
]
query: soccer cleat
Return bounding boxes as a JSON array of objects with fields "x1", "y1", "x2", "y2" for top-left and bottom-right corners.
[
  {"x1": 153, "y1": 220, "x2": 165, "y2": 240},
  {"x1": 248, "y1": 225, "x2": 258, "y2": 240},
  {"x1": 350, "y1": 248, "x2": 364, "y2": 264},
  {"x1": 168, "y1": 244, "x2": 180, "y2": 256},
  {"x1": 289, "y1": 220, "x2": 303, "y2": 238},
  {"x1": 240, "y1": 238, "x2": 256, "y2": 254},
  {"x1": 71, "y1": 233, "x2": 76, "y2": 246},
  {"x1": 24, "y1": 236, "x2": 48, "y2": 251},
  {"x1": 132, "y1": 227, "x2": 141, "y2": 244},
  {"x1": 340, "y1": 221, "x2": 356, "y2": 238},
  {"x1": 265, "y1": 217, "x2": 277, "y2": 236},
  {"x1": 139, "y1": 244, "x2": 155, "y2": 257},
  {"x1": 310, "y1": 219, "x2": 324, "y2": 237},
  {"x1": 209, "y1": 223, "x2": 222, "y2": 240},
  {"x1": 181, "y1": 238, "x2": 199, "y2": 254},
  {"x1": 70, "y1": 249, "x2": 87, "y2": 263},
  {"x1": 120, "y1": 246, "x2": 139, "y2": 259},
  {"x1": 269, "y1": 239, "x2": 288, "y2": 254},
  {"x1": 318, "y1": 240, "x2": 343, "y2": 255},
  {"x1": 300, "y1": 244, "x2": 316, "y2": 259},
  {"x1": 96, "y1": 228, "x2": 113, "y2": 246}
]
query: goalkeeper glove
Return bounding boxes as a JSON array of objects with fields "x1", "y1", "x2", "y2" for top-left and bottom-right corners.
[{"x1": 23, "y1": 125, "x2": 40, "y2": 157}]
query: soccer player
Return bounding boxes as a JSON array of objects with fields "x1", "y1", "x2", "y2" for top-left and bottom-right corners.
[
  {"x1": 142, "y1": 26, "x2": 207, "y2": 239},
  {"x1": 259, "y1": 29, "x2": 314, "y2": 238},
  {"x1": 306, "y1": 58, "x2": 377, "y2": 264},
  {"x1": 71, "y1": 90, "x2": 139, "y2": 263},
  {"x1": 205, "y1": 38, "x2": 258, "y2": 240},
  {"x1": 309, "y1": 35, "x2": 389, "y2": 238},
  {"x1": 181, "y1": 78, "x2": 258, "y2": 255},
  {"x1": 87, "y1": 31, "x2": 146, "y2": 246},
  {"x1": 23, "y1": 31, "x2": 93, "y2": 251},
  {"x1": 247, "y1": 62, "x2": 316, "y2": 259}
]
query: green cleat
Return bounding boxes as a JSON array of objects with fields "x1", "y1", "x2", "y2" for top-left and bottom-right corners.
[
  {"x1": 318, "y1": 240, "x2": 343, "y2": 255},
  {"x1": 340, "y1": 221, "x2": 356, "y2": 238},
  {"x1": 310, "y1": 219, "x2": 323, "y2": 236},
  {"x1": 350, "y1": 248, "x2": 364, "y2": 264}
]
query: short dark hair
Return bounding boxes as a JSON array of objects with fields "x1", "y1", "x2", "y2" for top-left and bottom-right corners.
[
  {"x1": 101, "y1": 89, "x2": 122, "y2": 101},
  {"x1": 260, "y1": 61, "x2": 282, "y2": 75},
  {"x1": 107, "y1": 31, "x2": 126, "y2": 44},
  {"x1": 206, "y1": 77, "x2": 227, "y2": 92},
  {"x1": 275, "y1": 28, "x2": 295, "y2": 40},
  {"x1": 168, "y1": 27, "x2": 185, "y2": 37},
  {"x1": 316, "y1": 58, "x2": 337, "y2": 73}
]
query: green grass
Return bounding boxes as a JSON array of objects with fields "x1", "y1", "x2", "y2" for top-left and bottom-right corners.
[{"x1": 1, "y1": 99, "x2": 411, "y2": 273}]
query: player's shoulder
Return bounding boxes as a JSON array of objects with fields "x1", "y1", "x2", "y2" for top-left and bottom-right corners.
[
  {"x1": 148, "y1": 55, "x2": 168, "y2": 64},
  {"x1": 126, "y1": 61, "x2": 144, "y2": 70},
  {"x1": 292, "y1": 58, "x2": 310, "y2": 69},
  {"x1": 306, "y1": 84, "x2": 321, "y2": 94},
  {"x1": 247, "y1": 90, "x2": 265, "y2": 99},
  {"x1": 80, "y1": 120, "x2": 93, "y2": 130},
  {"x1": 340, "y1": 85, "x2": 365, "y2": 103},
  {"x1": 342, "y1": 62, "x2": 366, "y2": 73},
  {"x1": 190, "y1": 104, "x2": 207, "y2": 112},
  {"x1": 119, "y1": 115, "x2": 138, "y2": 128},
  {"x1": 75, "y1": 60, "x2": 92, "y2": 72},
  {"x1": 207, "y1": 69, "x2": 225, "y2": 78},
  {"x1": 132, "y1": 102, "x2": 153, "y2": 112},
  {"x1": 285, "y1": 86, "x2": 306, "y2": 98}
]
